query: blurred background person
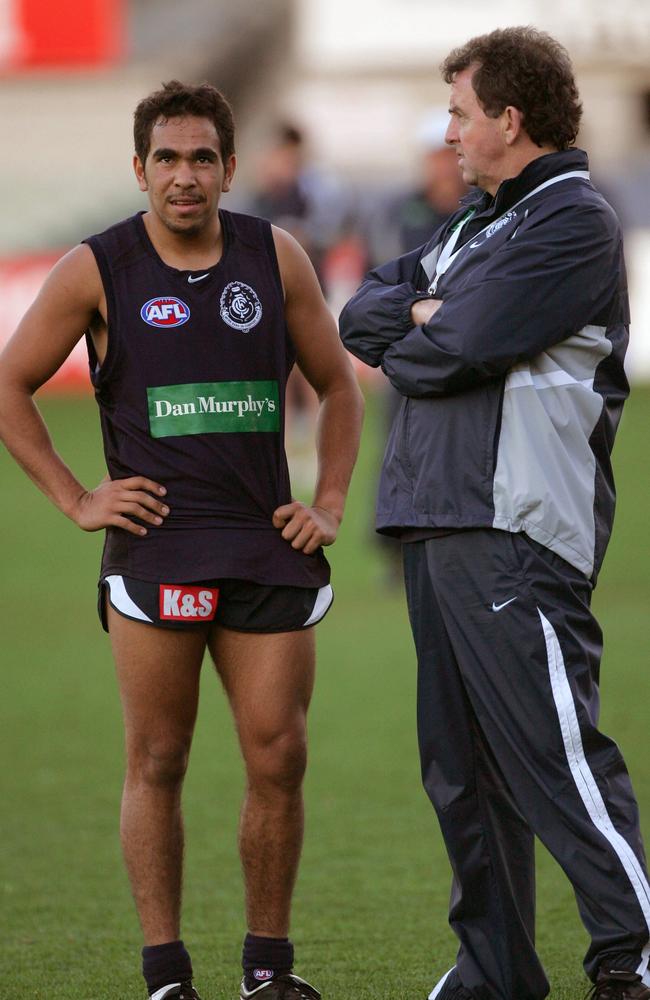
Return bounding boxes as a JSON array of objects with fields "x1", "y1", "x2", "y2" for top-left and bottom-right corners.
[
  {"x1": 397, "y1": 110, "x2": 470, "y2": 251},
  {"x1": 246, "y1": 121, "x2": 348, "y2": 284},
  {"x1": 245, "y1": 121, "x2": 355, "y2": 493},
  {"x1": 367, "y1": 109, "x2": 469, "y2": 262}
]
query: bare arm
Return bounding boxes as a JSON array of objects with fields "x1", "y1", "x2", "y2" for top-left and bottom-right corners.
[
  {"x1": 0, "y1": 245, "x2": 169, "y2": 535},
  {"x1": 271, "y1": 226, "x2": 364, "y2": 554}
]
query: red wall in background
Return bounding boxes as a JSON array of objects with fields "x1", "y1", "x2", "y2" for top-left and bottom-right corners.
[{"x1": 1, "y1": 0, "x2": 125, "y2": 71}]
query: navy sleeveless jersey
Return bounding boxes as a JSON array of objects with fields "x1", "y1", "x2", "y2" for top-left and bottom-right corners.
[{"x1": 83, "y1": 210, "x2": 330, "y2": 587}]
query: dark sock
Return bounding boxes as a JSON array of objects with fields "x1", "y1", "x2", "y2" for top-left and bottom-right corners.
[
  {"x1": 142, "y1": 940, "x2": 193, "y2": 995},
  {"x1": 242, "y1": 932, "x2": 294, "y2": 989}
]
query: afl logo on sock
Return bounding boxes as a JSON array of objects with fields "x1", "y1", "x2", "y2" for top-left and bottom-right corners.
[{"x1": 220, "y1": 281, "x2": 262, "y2": 332}]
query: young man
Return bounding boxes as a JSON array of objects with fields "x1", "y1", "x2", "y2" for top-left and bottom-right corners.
[
  {"x1": 340, "y1": 27, "x2": 650, "y2": 1000},
  {"x1": 0, "y1": 81, "x2": 363, "y2": 1000}
]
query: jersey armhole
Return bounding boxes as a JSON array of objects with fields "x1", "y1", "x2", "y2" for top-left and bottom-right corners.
[
  {"x1": 260, "y1": 219, "x2": 298, "y2": 367},
  {"x1": 83, "y1": 236, "x2": 120, "y2": 386},
  {"x1": 261, "y1": 220, "x2": 285, "y2": 301}
]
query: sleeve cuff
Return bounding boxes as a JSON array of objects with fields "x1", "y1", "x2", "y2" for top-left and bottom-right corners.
[{"x1": 400, "y1": 292, "x2": 431, "y2": 330}]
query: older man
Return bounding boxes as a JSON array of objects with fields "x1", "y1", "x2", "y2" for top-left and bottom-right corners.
[{"x1": 341, "y1": 26, "x2": 649, "y2": 1000}]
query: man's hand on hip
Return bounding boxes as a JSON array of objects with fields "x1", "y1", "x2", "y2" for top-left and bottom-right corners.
[
  {"x1": 73, "y1": 476, "x2": 170, "y2": 536},
  {"x1": 273, "y1": 501, "x2": 341, "y2": 554}
]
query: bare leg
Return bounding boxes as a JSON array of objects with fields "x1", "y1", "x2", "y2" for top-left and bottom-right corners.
[
  {"x1": 208, "y1": 626, "x2": 315, "y2": 936},
  {"x1": 108, "y1": 605, "x2": 207, "y2": 944}
]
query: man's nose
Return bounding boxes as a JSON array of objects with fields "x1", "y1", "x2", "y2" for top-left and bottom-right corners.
[
  {"x1": 445, "y1": 119, "x2": 457, "y2": 144},
  {"x1": 173, "y1": 160, "x2": 197, "y2": 186}
]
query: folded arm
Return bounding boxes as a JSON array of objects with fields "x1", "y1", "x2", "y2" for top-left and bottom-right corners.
[
  {"x1": 381, "y1": 204, "x2": 622, "y2": 397},
  {"x1": 338, "y1": 245, "x2": 426, "y2": 367}
]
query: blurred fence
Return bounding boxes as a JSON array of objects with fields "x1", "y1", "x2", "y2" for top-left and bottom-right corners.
[
  {"x1": 0, "y1": 252, "x2": 90, "y2": 391},
  {"x1": 2, "y1": 233, "x2": 649, "y2": 392}
]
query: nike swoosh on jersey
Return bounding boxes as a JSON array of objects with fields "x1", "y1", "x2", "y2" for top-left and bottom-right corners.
[
  {"x1": 491, "y1": 597, "x2": 518, "y2": 612},
  {"x1": 188, "y1": 273, "x2": 210, "y2": 283}
]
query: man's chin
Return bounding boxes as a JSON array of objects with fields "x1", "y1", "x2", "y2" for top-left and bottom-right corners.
[{"x1": 163, "y1": 215, "x2": 205, "y2": 237}]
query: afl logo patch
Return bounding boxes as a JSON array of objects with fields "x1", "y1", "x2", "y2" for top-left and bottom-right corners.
[
  {"x1": 141, "y1": 296, "x2": 190, "y2": 328},
  {"x1": 220, "y1": 281, "x2": 262, "y2": 332}
]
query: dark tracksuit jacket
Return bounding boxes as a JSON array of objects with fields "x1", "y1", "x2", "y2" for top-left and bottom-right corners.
[{"x1": 340, "y1": 150, "x2": 650, "y2": 1000}]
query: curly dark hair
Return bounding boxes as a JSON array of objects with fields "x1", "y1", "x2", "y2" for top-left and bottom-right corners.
[
  {"x1": 441, "y1": 26, "x2": 582, "y2": 150},
  {"x1": 133, "y1": 80, "x2": 235, "y2": 165}
]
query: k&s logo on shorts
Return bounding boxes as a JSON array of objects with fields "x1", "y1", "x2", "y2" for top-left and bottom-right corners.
[
  {"x1": 159, "y1": 585, "x2": 219, "y2": 620},
  {"x1": 141, "y1": 296, "x2": 190, "y2": 328}
]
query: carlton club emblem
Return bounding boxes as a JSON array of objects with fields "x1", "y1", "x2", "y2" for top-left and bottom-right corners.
[{"x1": 220, "y1": 281, "x2": 262, "y2": 332}]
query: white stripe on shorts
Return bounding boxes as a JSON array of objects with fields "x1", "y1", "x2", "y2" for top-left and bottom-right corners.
[
  {"x1": 428, "y1": 967, "x2": 455, "y2": 999},
  {"x1": 302, "y1": 584, "x2": 333, "y2": 627},
  {"x1": 538, "y1": 608, "x2": 650, "y2": 978},
  {"x1": 105, "y1": 575, "x2": 153, "y2": 624}
]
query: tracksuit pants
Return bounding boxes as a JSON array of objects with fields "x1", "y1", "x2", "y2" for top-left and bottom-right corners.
[{"x1": 402, "y1": 529, "x2": 650, "y2": 1000}]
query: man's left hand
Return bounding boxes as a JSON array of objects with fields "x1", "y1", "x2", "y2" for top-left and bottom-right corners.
[
  {"x1": 411, "y1": 297, "x2": 443, "y2": 326},
  {"x1": 273, "y1": 501, "x2": 341, "y2": 554}
]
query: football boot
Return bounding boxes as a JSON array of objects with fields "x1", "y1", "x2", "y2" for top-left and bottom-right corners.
[
  {"x1": 239, "y1": 972, "x2": 321, "y2": 1000},
  {"x1": 585, "y1": 968, "x2": 650, "y2": 999},
  {"x1": 150, "y1": 982, "x2": 202, "y2": 1000}
]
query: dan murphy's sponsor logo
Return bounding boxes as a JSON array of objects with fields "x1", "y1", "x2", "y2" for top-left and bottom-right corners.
[
  {"x1": 141, "y1": 296, "x2": 190, "y2": 328},
  {"x1": 147, "y1": 380, "x2": 279, "y2": 437}
]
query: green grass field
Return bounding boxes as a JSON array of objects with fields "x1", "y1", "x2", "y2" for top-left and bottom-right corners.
[{"x1": 1, "y1": 388, "x2": 649, "y2": 999}]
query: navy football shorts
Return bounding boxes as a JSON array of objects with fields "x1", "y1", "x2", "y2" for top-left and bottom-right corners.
[{"x1": 98, "y1": 575, "x2": 334, "y2": 634}]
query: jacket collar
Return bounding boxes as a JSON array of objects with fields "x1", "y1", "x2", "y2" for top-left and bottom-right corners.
[{"x1": 460, "y1": 148, "x2": 590, "y2": 218}]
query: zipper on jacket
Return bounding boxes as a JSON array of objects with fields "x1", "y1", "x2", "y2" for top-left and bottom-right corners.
[
  {"x1": 492, "y1": 379, "x2": 506, "y2": 477},
  {"x1": 401, "y1": 396, "x2": 416, "y2": 487}
]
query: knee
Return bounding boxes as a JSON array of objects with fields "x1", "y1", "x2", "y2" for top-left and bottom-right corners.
[
  {"x1": 245, "y1": 726, "x2": 307, "y2": 795},
  {"x1": 127, "y1": 736, "x2": 192, "y2": 788}
]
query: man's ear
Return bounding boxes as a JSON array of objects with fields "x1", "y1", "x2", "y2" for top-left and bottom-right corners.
[
  {"x1": 502, "y1": 105, "x2": 524, "y2": 147},
  {"x1": 222, "y1": 154, "x2": 237, "y2": 193},
  {"x1": 134, "y1": 155, "x2": 148, "y2": 192}
]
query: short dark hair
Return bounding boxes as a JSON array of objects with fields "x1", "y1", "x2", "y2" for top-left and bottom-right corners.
[
  {"x1": 441, "y1": 26, "x2": 582, "y2": 150},
  {"x1": 133, "y1": 80, "x2": 235, "y2": 164}
]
